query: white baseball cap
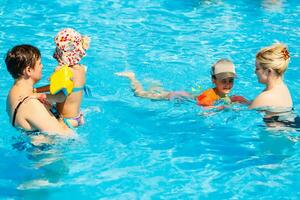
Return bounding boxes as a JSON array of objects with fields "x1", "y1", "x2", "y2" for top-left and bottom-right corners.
[{"x1": 211, "y1": 59, "x2": 236, "y2": 80}]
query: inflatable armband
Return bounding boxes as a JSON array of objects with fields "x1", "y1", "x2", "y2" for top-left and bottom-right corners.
[
  {"x1": 197, "y1": 88, "x2": 220, "y2": 106},
  {"x1": 50, "y1": 65, "x2": 74, "y2": 96}
]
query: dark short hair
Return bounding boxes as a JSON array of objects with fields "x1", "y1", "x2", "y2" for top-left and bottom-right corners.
[{"x1": 5, "y1": 44, "x2": 41, "y2": 79}]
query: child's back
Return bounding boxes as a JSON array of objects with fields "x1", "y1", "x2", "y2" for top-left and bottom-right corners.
[
  {"x1": 53, "y1": 28, "x2": 90, "y2": 127},
  {"x1": 56, "y1": 64, "x2": 86, "y2": 118}
]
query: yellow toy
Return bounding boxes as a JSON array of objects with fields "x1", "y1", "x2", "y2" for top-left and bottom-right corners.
[
  {"x1": 50, "y1": 65, "x2": 74, "y2": 95},
  {"x1": 191, "y1": 85, "x2": 202, "y2": 94}
]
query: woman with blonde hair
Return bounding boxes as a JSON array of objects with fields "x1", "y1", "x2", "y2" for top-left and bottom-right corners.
[{"x1": 249, "y1": 42, "x2": 293, "y2": 109}]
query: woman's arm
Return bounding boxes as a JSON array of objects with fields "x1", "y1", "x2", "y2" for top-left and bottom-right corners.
[
  {"x1": 24, "y1": 99, "x2": 75, "y2": 137},
  {"x1": 33, "y1": 91, "x2": 66, "y2": 105},
  {"x1": 249, "y1": 93, "x2": 269, "y2": 109}
]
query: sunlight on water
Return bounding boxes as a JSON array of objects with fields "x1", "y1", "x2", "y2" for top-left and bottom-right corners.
[{"x1": 1, "y1": 0, "x2": 300, "y2": 199}]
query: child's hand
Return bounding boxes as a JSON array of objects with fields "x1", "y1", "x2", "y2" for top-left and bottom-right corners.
[{"x1": 231, "y1": 95, "x2": 249, "y2": 104}]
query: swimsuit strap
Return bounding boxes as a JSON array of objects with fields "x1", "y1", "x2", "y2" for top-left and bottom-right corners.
[
  {"x1": 73, "y1": 85, "x2": 92, "y2": 97},
  {"x1": 12, "y1": 96, "x2": 31, "y2": 127},
  {"x1": 49, "y1": 106, "x2": 61, "y2": 119},
  {"x1": 63, "y1": 118, "x2": 75, "y2": 130},
  {"x1": 64, "y1": 112, "x2": 84, "y2": 129},
  {"x1": 72, "y1": 85, "x2": 85, "y2": 93}
]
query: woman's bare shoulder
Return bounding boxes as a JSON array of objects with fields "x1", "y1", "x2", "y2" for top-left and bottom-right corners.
[
  {"x1": 249, "y1": 91, "x2": 273, "y2": 109},
  {"x1": 22, "y1": 97, "x2": 48, "y2": 112}
]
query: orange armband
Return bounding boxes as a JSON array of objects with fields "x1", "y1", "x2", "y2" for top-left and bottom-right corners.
[{"x1": 196, "y1": 88, "x2": 220, "y2": 106}]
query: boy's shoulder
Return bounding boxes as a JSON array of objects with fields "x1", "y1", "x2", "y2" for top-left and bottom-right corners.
[{"x1": 199, "y1": 88, "x2": 216, "y2": 97}]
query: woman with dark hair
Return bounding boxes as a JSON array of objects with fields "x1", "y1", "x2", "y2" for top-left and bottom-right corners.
[{"x1": 5, "y1": 44, "x2": 74, "y2": 136}]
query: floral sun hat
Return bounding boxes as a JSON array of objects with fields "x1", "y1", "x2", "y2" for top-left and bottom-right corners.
[{"x1": 53, "y1": 28, "x2": 90, "y2": 66}]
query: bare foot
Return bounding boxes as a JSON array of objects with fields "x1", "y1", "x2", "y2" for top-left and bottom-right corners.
[{"x1": 115, "y1": 71, "x2": 135, "y2": 79}]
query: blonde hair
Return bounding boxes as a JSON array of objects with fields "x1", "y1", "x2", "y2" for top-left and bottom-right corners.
[{"x1": 256, "y1": 42, "x2": 290, "y2": 76}]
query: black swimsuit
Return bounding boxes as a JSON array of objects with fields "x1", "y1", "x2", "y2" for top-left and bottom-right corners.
[
  {"x1": 12, "y1": 96, "x2": 31, "y2": 127},
  {"x1": 263, "y1": 108, "x2": 300, "y2": 129}
]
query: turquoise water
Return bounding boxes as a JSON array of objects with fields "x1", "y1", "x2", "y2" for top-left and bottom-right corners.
[{"x1": 1, "y1": 0, "x2": 300, "y2": 199}]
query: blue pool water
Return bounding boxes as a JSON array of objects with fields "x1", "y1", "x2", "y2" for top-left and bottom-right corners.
[{"x1": 1, "y1": 0, "x2": 300, "y2": 199}]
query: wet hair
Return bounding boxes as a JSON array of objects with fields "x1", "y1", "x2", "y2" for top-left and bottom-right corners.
[
  {"x1": 5, "y1": 44, "x2": 41, "y2": 79},
  {"x1": 256, "y1": 42, "x2": 290, "y2": 76}
]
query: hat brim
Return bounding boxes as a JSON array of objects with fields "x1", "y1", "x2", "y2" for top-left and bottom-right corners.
[{"x1": 215, "y1": 72, "x2": 236, "y2": 80}]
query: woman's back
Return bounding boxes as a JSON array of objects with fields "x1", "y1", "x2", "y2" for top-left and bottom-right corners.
[{"x1": 7, "y1": 85, "x2": 33, "y2": 130}]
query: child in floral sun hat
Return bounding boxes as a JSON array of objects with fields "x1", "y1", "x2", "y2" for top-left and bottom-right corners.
[
  {"x1": 36, "y1": 28, "x2": 90, "y2": 128},
  {"x1": 53, "y1": 28, "x2": 90, "y2": 66}
]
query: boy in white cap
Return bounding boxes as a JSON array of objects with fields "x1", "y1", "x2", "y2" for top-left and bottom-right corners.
[
  {"x1": 116, "y1": 59, "x2": 248, "y2": 106},
  {"x1": 197, "y1": 59, "x2": 248, "y2": 106}
]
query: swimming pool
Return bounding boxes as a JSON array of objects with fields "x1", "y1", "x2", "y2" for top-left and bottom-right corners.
[{"x1": 1, "y1": 0, "x2": 300, "y2": 198}]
